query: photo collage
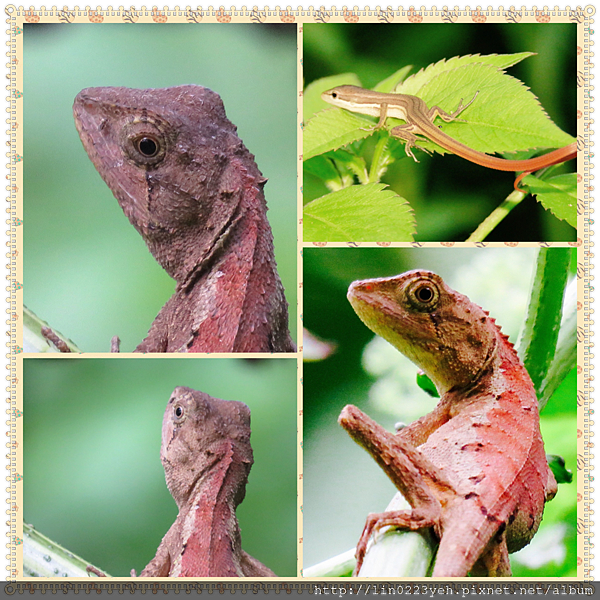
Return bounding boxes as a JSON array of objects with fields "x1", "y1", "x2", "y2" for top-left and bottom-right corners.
[{"x1": 5, "y1": 5, "x2": 592, "y2": 587}]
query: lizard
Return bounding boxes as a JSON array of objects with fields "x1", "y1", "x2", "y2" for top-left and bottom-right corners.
[
  {"x1": 73, "y1": 86, "x2": 295, "y2": 353},
  {"x1": 322, "y1": 85, "x2": 577, "y2": 190},
  {"x1": 339, "y1": 270, "x2": 557, "y2": 577},
  {"x1": 137, "y1": 386, "x2": 276, "y2": 577}
]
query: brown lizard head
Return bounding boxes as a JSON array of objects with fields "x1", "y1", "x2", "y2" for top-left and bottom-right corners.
[
  {"x1": 73, "y1": 86, "x2": 263, "y2": 283},
  {"x1": 348, "y1": 270, "x2": 498, "y2": 394},
  {"x1": 160, "y1": 386, "x2": 253, "y2": 509}
]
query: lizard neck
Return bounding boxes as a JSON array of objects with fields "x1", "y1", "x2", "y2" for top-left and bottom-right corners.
[
  {"x1": 183, "y1": 160, "x2": 293, "y2": 352},
  {"x1": 492, "y1": 329, "x2": 539, "y2": 407},
  {"x1": 172, "y1": 440, "x2": 249, "y2": 577},
  {"x1": 444, "y1": 325, "x2": 538, "y2": 413}
]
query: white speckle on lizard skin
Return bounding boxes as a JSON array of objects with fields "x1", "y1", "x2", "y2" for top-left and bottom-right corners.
[{"x1": 192, "y1": 270, "x2": 224, "y2": 331}]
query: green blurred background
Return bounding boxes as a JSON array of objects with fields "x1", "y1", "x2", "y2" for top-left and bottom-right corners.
[
  {"x1": 303, "y1": 23, "x2": 576, "y2": 241},
  {"x1": 23, "y1": 23, "x2": 297, "y2": 351},
  {"x1": 303, "y1": 247, "x2": 577, "y2": 576},
  {"x1": 24, "y1": 357, "x2": 297, "y2": 576}
]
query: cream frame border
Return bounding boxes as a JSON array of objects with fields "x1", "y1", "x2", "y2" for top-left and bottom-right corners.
[{"x1": 3, "y1": 3, "x2": 594, "y2": 590}]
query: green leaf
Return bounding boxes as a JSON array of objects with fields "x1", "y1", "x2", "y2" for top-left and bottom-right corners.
[
  {"x1": 303, "y1": 183, "x2": 415, "y2": 242},
  {"x1": 24, "y1": 523, "x2": 107, "y2": 577},
  {"x1": 540, "y1": 280, "x2": 577, "y2": 408},
  {"x1": 522, "y1": 173, "x2": 577, "y2": 228},
  {"x1": 304, "y1": 57, "x2": 574, "y2": 164},
  {"x1": 396, "y1": 52, "x2": 536, "y2": 95},
  {"x1": 303, "y1": 155, "x2": 343, "y2": 189},
  {"x1": 303, "y1": 57, "x2": 575, "y2": 243},
  {"x1": 303, "y1": 108, "x2": 374, "y2": 161},
  {"x1": 547, "y1": 454, "x2": 573, "y2": 484},
  {"x1": 416, "y1": 372, "x2": 439, "y2": 398},
  {"x1": 374, "y1": 65, "x2": 413, "y2": 93},
  {"x1": 400, "y1": 63, "x2": 575, "y2": 156},
  {"x1": 23, "y1": 305, "x2": 81, "y2": 353}
]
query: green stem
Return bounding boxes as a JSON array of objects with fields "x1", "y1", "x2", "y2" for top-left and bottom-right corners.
[
  {"x1": 23, "y1": 306, "x2": 81, "y2": 353},
  {"x1": 516, "y1": 247, "x2": 571, "y2": 402},
  {"x1": 23, "y1": 523, "x2": 107, "y2": 577},
  {"x1": 368, "y1": 134, "x2": 390, "y2": 183},
  {"x1": 466, "y1": 189, "x2": 526, "y2": 242},
  {"x1": 303, "y1": 493, "x2": 435, "y2": 578}
]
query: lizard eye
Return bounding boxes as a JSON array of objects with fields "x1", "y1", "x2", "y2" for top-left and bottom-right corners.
[
  {"x1": 404, "y1": 279, "x2": 440, "y2": 312},
  {"x1": 121, "y1": 120, "x2": 170, "y2": 167},
  {"x1": 173, "y1": 404, "x2": 185, "y2": 421}
]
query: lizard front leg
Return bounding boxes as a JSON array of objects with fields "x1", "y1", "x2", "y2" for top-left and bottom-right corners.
[
  {"x1": 359, "y1": 102, "x2": 390, "y2": 133},
  {"x1": 137, "y1": 528, "x2": 174, "y2": 577},
  {"x1": 339, "y1": 405, "x2": 456, "y2": 573}
]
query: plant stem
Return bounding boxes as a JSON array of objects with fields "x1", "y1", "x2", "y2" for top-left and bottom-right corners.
[
  {"x1": 466, "y1": 189, "x2": 526, "y2": 242},
  {"x1": 516, "y1": 247, "x2": 571, "y2": 402},
  {"x1": 368, "y1": 135, "x2": 390, "y2": 183},
  {"x1": 23, "y1": 523, "x2": 107, "y2": 577}
]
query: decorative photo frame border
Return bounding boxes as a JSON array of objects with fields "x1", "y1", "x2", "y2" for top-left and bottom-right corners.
[{"x1": 3, "y1": 4, "x2": 595, "y2": 593}]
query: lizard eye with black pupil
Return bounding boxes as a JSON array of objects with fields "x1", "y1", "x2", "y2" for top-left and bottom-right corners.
[
  {"x1": 405, "y1": 279, "x2": 439, "y2": 312},
  {"x1": 137, "y1": 137, "x2": 158, "y2": 157},
  {"x1": 416, "y1": 285, "x2": 434, "y2": 303},
  {"x1": 175, "y1": 406, "x2": 184, "y2": 418}
]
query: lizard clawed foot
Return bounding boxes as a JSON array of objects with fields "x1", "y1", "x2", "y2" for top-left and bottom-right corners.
[
  {"x1": 359, "y1": 124, "x2": 381, "y2": 133},
  {"x1": 354, "y1": 513, "x2": 380, "y2": 575},
  {"x1": 403, "y1": 142, "x2": 434, "y2": 162},
  {"x1": 354, "y1": 509, "x2": 438, "y2": 575},
  {"x1": 450, "y1": 90, "x2": 479, "y2": 119}
]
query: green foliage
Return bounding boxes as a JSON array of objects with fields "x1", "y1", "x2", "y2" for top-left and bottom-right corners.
[
  {"x1": 23, "y1": 523, "x2": 107, "y2": 577},
  {"x1": 522, "y1": 173, "x2": 578, "y2": 227},
  {"x1": 548, "y1": 455, "x2": 573, "y2": 485},
  {"x1": 23, "y1": 306, "x2": 81, "y2": 353},
  {"x1": 517, "y1": 247, "x2": 572, "y2": 406}
]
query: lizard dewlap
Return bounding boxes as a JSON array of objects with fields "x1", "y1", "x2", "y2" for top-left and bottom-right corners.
[{"x1": 343, "y1": 270, "x2": 556, "y2": 577}]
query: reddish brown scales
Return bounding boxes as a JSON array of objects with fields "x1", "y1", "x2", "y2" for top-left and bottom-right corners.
[{"x1": 176, "y1": 442, "x2": 241, "y2": 576}]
